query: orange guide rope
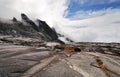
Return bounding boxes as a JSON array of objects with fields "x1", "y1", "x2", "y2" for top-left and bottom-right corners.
[{"x1": 96, "y1": 58, "x2": 111, "y2": 77}]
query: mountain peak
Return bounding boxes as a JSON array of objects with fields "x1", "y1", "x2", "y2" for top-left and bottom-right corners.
[
  {"x1": 0, "y1": 13, "x2": 65, "y2": 44},
  {"x1": 12, "y1": 17, "x2": 17, "y2": 22},
  {"x1": 21, "y1": 13, "x2": 30, "y2": 21}
]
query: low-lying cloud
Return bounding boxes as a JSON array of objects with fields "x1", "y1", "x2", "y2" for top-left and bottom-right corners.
[
  {"x1": 0, "y1": 0, "x2": 120, "y2": 43},
  {"x1": 58, "y1": 9, "x2": 120, "y2": 42}
]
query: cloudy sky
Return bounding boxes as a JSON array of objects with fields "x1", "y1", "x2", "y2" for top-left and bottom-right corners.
[{"x1": 0, "y1": 0, "x2": 120, "y2": 42}]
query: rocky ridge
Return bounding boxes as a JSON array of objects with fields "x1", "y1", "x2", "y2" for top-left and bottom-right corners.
[{"x1": 0, "y1": 13, "x2": 64, "y2": 44}]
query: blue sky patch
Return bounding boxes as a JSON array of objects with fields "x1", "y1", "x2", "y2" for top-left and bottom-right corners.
[{"x1": 66, "y1": 0, "x2": 120, "y2": 18}]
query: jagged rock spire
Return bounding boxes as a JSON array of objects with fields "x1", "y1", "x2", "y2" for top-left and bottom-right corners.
[
  {"x1": 12, "y1": 17, "x2": 17, "y2": 22},
  {"x1": 21, "y1": 13, "x2": 39, "y2": 32},
  {"x1": 21, "y1": 13, "x2": 30, "y2": 21},
  {"x1": 37, "y1": 19, "x2": 58, "y2": 40}
]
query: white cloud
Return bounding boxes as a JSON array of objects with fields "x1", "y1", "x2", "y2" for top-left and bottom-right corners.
[
  {"x1": 69, "y1": 8, "x2": 119, "y2": 20},
  {"x1": 54, "y1": 8, "x2": 120, "y2": 42},
  {"x1": 0, "y1": 0, "x2": 68, "y2": 26},
  {"x1": 71, "y1": 0, "x2": 120, "y2": 5},
  {"x1": 0, "y1": 0, "x2": 120, "y2": 43}
]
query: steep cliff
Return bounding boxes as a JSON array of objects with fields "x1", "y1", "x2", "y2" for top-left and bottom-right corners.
[{"x1": 0, "y1": 13, "x2": 62, "y2": 43}]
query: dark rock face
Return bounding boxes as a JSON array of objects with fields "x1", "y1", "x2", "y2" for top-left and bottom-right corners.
[
  {"x1": 21, "y1": 13, "x2": 30, "y2": 21},
  {"x1": 12, "y1": 17, "x2": 17, "y2": 22},
  {"x1": 58, "y1": 33, "x2": 74, "y2": 43},
  {"x1": 74, "y1": 47, "x2": 81, "y2": 52},
  {"x1": 0, "y1": 21, "x2": 43, "y2": 39},
  {"x1": 0, "y1": 13, "x2": 62, "y2": 43},
  {"x1": 75, "y1": 42, "x2": 120, "y2": 56},
  {"x1": 95, "y1": 47, "x2": 105, "y2": 53},
  {"x1": 37, "y1": 19, "x2": 58, "y2": 40},
  {"x1": 21, "y1": 13, "x2": 39, "y2": 32}
]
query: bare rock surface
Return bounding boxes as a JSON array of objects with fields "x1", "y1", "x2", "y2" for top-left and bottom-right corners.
[
  {"x1": 33, "y1": 52, "x2": 120, "y2": 77},
  {"x1": 0, "y1": 44, "x2": 51, "y2": 77},
  {"x1": 0, "y1": 42, "x2": 120, "y2": 77}
]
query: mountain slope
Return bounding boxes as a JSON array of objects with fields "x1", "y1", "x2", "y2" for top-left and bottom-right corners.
[{"x1": 0, "y1": 13, "x2": 61, "y2": 42}]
